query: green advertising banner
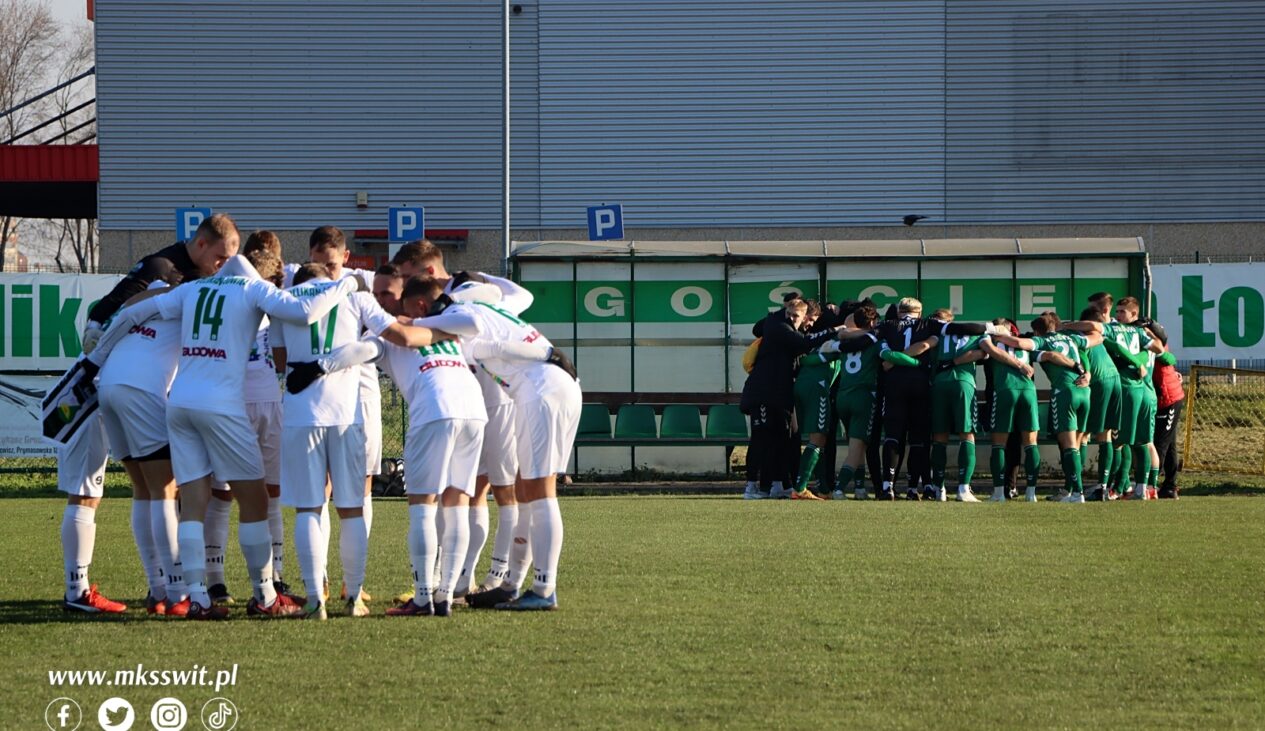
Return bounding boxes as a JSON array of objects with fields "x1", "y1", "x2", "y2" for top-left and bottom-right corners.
[
  {"x1": 728, "y1": 263, "x2": 819, "y2": 331},
  {"x1": 1015, "y1": 260, "x2": 1073, "y2": 320},
  {"x1": 826, "y1": 261, "x2": 916, "y2": 310},
  {"x1": 920, "y1": 260, "x2": 1012, "y2": 321}
]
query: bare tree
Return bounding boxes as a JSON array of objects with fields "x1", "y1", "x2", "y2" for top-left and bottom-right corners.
[
  {"x1": 46, "y1": 22, "x2": 97, "y2": 272},
  {"x1": 0, "y1": 0, "x2": 60, "y2": 269}
]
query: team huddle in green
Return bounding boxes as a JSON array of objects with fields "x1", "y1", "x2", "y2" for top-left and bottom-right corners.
[{"x1": 783, "y1": 290, "x2": 1178, "y2": 504}]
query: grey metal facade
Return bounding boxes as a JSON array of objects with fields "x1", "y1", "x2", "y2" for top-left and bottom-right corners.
[{"x1": 96, "y1": 0, "x2": 1265, "y2": 232}]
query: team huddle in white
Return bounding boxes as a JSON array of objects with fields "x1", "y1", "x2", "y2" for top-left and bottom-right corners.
[{"x1": 53, "y1": 215, "x2": 582, "y2": 619}]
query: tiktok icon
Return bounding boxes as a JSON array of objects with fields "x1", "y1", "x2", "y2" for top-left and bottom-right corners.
[{"x1": 199, "y1": 698, "x2": 238, "y2": 731}]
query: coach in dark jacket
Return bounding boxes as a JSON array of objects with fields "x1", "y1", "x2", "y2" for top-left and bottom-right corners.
[
  {"x1": 741, "y1": 300, "x2": 838, "y2": 498},
  {"x1": 81, "y1": 213, "x2": 240, "y2": 352}
]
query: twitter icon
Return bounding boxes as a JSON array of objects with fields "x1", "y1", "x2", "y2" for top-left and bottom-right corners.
[{"x1": 98, "y1": 697, "x2": 134, "y2": 731}]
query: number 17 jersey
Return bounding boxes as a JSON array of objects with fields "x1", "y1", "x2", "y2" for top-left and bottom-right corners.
[{"x1": 277, "y1": 286, "x2": 396, "y2": 427}]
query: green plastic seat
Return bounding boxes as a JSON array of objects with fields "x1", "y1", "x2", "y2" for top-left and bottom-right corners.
[
  {"x1": 577, "y1": 404, "x2": 613, "y2": 439},
  {"x1": 705, "y1": 404, "x2": 749, "y2": 440},
  {"x1": 614, "y1": 404, "x2": 658, "y2": 439},
  {"x1": 660, "y1": 405, "x2": 703, "y2": 439}
]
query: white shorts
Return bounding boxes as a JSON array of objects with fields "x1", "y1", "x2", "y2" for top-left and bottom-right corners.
[
  {"x1": 514, "y1": 379, "x2": 582, "y2": 479},
  {"x1": 479, "y1": 402, "x2": 517, "y2": 486},
  {"x1": 246, "y1": 400, "x2": 283, "y2": 485},
  {"x1": 166, "y1": 405, "x2": 265, "y2": 485},
  {"x1": 405, "y1": 418, "x2": 484, "y2": 497},
  {"x1": 361, "y1": 395, "x2": 382, "y2": 476},
  {"x1": 58, "y1": 411, "x2": 108, "y2": 498},
  {"x1": 98, "y1": 384, "x2": 168, "y2": 460},
  {"x1": 281, "y1": 423, "x2": 366, "y2": 509}
]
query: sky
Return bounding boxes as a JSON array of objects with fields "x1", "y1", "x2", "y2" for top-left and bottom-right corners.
[{"x1": 47, "y1": 0, "x2": 88, "y2": 27}]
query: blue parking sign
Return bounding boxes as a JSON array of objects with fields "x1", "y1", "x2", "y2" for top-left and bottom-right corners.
[
  {"x1": 388, "y1": 207, "x2": 425, "y2": 242},
  {"x1": 587, "y1": 204, "x2": 624, "y2": 241},
  {"x1": 175, "y1": 207, "x2": 211, "y2": 241}
]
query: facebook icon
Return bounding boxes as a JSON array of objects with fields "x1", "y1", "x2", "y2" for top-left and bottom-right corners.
[
  {"x1": 587, "y1": 204, "x2": 624, "y2": 241},
  {"x1": 175, "y1": 207, "x2": 211, "y2": 242},
  {"x1": 388, "y1": 206, "x2": 425, "y2": 242},
  {"x1": 45, "y1": 697, "x2": 81, "y2": 730}
]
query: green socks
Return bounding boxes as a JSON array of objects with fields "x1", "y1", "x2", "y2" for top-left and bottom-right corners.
[
  {"x1": 958, "y1": 441, "x2": 977, "y2": 486},
  {"x1": 930, "y1": 442, "x2": 947, "y2": 488},
  {"x1": 1061, "y1": 448, "x2": 1083, "y2": 493},
  {"x1": 1114, "y1": 445, "x2": 1132, "y2": 491},
  {"x1": 991, "y1": 447, "x2": 1006, "y2": 488},
  {"x1": 1133, "y1": 445, "x2": 1149, "y2": 484},
  {"x1": 1097, "y1": 441, "x2": 1114, "y2": 486},
  {"x1": 796, "y1": 444, "x2": 821, "y2": 492},
  {"x1": 838, "y1": 465, "x2": 854, "y2": 492},
  {"x1": 1023, "y1": 445, "x2": 1040, "y2": 488}
]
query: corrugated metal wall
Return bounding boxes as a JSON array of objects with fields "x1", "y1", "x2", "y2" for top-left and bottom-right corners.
[
  {"x1": 946, "y1": 1, "x2": 1265, "y2": 223},
  {"x1": 96, "y1": 1, "x2": 1265, "y2": 231},
  {"x1": 536, "y1": 0, "x2": 947, "y2": 227},
  {"x1": 95, "y1": 0, "x2": 509, "y2": 231}
]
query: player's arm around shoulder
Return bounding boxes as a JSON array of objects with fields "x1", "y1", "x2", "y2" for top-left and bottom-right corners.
[{"x1": 255, "y1": 276, "x2": 356, "y2": 324}]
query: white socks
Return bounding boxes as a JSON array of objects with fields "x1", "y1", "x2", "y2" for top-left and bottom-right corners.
[
  {"x1": 294, "y1": 511, "x2": 326, "y2": 606},
  {"x1": 61, "y1": 504, "x2": 96, "y2": 601},
  {"x1": 267, "y1": 495, "x2": 284, "y2": 581},
  {"x1": 130, "y1": 499, "x2": 164, "y2": 599},
  {"x1": 176, "y1": 521, "x2": 209, "y2": 608},
  {"x1": 204, "y1": 497, "x2": 232, "y2": 587},
  {"x1": 339, "y1": 516, "x2": 368, "y2": 603},
  {"x1": 435, "y1": 505, "x2": 470, "y2": 606},
  {"x1": 362, "y1": 493, "x2": 374, "y2": 535},
  {"x1": 528, "y1": 498, "x2": 563, "y2": 598},
  {"x1": 506, "y1": 504, "x2": 534, "y2": 590},
  {"x1": 238, "y1": 520, "x2": 277, "y2": 607},
  {"x1": 484, "y1": 503, "x2": 518, "y2": 588},
  {"x1": 318, "y1": 502, "x2": 331, "y2": 587},
  {"x1": 151, "y1": 499, "x2": 185, "y2": 602},
  {"x1": 407, "y1": 503, "x2": 438, "y2": 604},
  {"x1": 458, "y1": 505, "x2": 489, "y2": 594}
]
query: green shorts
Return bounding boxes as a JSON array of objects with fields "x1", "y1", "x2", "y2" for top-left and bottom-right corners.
[
  {"x1": 991, "y1": 387, "x2": 1039, "y2": 434},
  {"x1": 1048, "y1": 385, "x2": 1091, "y2": 435},
  {"x1": 1086, "y1": 376, "x2": 1122, "y2": 435},
  {"x1": 835, "y1": 387, "x2": 875, "y2": 442},
  {"x1": 932, "y1": 379, "x2": 977, "y2": 435},
  {"x1": 794, "y1": 377, "x2": 834, "y2": 436},
  {"x1": 1118, "y1": 383, "x2": 1157, "y2": 445}
]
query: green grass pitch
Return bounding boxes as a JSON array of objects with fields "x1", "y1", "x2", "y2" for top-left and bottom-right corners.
[{"x1": 5, "y1": 494, "x2": 1264, "y2": 729}]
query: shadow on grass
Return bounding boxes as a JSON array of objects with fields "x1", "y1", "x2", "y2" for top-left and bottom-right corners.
[{"x1": 0, "y1": 599, "x2": 152, "y2": 625}]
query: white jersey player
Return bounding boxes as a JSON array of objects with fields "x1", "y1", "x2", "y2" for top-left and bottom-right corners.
[
  {"x1": 279, "y1": 262, "x2": 458, "y2": 618},
  {"x1": 49, "y1": 359, "x2": 125, "y2": 615},
  {"x1": 86, "y1": 254, "x2": 356, "y2": 620},
  {"x1": 96, "y1": 284, "x2": 185, "y2": 615},
  {"x1": 402, "y1": 277, "x2": 581, "y2": 611}
]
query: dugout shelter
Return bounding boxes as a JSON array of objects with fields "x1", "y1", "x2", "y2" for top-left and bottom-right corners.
[{"x1": 511, "y1": 238, "x2": 1148, "y2": 476}]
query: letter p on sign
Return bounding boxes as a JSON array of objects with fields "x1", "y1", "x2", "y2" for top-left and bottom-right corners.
[
  {"x1": 176, "y1": 207, "x2": 212, "y2": 241},
  {"x1": 388, "y1": 206, "x2": 425, "y2": 242},
  {"x1": 587, "y1": 204, "x2": 624, "y2": 241}
]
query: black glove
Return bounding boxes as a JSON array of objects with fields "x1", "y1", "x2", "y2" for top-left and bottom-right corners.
[
  {"x1": 428, "y1": 293, "x2": 454, "y2": 317},
  {"x1": 546, "y1": 347, "x2": 578, "y2": 381},
  {"x1": 72, "y1": 359, "x2": 100, "y2": 403},
  {"x1": 450, "y1": 270, "x2": 490, "y2": 288},
  {"x1": 286, "y1": 361, "x2": 326, "y2": 394}
]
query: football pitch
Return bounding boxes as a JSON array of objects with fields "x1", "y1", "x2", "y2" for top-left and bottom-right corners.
[{"x1": 7, "y1": 493, "x2": 1265, "y2": 730}]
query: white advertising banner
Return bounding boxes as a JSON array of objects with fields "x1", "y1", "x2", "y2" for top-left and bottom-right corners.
[
  {"x1": 0, "y1": 273, "x2": 124, "y2": 372},
  {"x1": 0, "y1": 273, "x2": 123, "y2": 457},
  {"x1": 1151, "y1": 263, "x2": 1265, "y2": 359}
]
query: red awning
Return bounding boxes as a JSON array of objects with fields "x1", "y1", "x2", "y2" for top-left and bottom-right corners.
[{"x1": 0, "y1": 144, "x2": 98, "y2": 182}]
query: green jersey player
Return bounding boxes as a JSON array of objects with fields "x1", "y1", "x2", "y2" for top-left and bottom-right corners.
[
  {"x1": 1113, "y1": 297, "x2": 1165, "y2": 499},
  {"x1": 803, "y1": 304, "x2": 920, "y2": 499},
  {"x1": 991, "y1": 312, "x2": 1101, "y2": 502},
  {"x1": 928, "y1": 309, "x2": 989, "y2": 502},
  {"x1": 979, "y1": 318, "x2": 1079, "y2": 502},
  {"x1": 1063, "y1": 294, "x2": 1151, "y2": 499}
]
